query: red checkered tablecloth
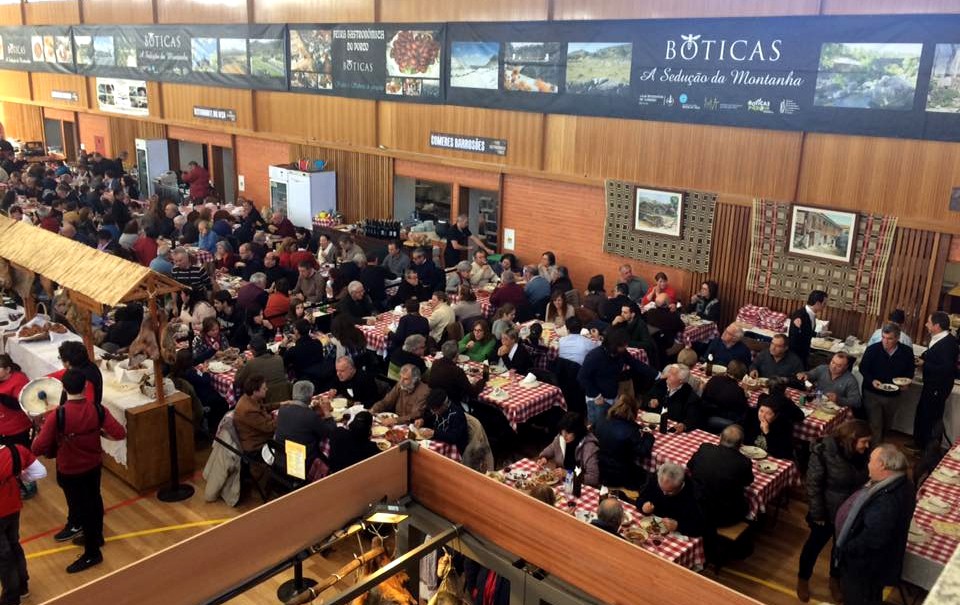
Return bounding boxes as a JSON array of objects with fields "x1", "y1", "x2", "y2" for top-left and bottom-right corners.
[
  {"x1": 201, "y1": 351, "x2": 254, "y2": 407},
  {"x1": 680, "y1": 321, "x2": 718, "y2": 347},
  {"x1": 183, "y1": 246, "x2": 214, "y2": 266},
  {"x1": 907, "y1": 444, "x2": 960, "y2": 567},
  {"x1": 736, "y1": 305, "x2": 789, "y2": 332},
  {"x1": 313, "y1": 218, "x2": 341, "y2": 229},
  {"x1": 646, "y1": 429, "x2": 798, "y2": 519},
  {"x1": 360, "y1": 295, "x2": 492, "y2": 356},
  {"x1": 689, "y1": 365, "x2": 851, "y2": 443},
  {"x1": 481, "y1": 370, "x2": 566, "y2": 429},
  {"x1": 505, "y1": 458, "x2": 705, "y2": 570}
]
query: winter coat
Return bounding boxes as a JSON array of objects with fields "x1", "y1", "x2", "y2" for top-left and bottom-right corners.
[
  {"x1": 203, "y1": 413, "x2": 242, "y2": 506},
  {"x1": 538, "y1": 433, "x2": 601, "y2": 487},
  {"x1": 806, "y1": 436, "x2": 868, "y2": 525}
]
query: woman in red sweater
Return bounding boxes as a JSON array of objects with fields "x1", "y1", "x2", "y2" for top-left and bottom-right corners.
[{"x1": 0, "y1": 354, "x2": 37, "y2": 498}]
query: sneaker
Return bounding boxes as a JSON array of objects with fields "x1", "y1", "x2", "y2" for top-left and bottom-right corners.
[
  {"x1": 53, "y1": 526, "x2": 83, "y2": 542},
  {"x1": 65, "y1": 552, "x2": 103, "y2": 574},
  {"x1": 20, "y1": 584, "x2": 29, "y2": 599}
]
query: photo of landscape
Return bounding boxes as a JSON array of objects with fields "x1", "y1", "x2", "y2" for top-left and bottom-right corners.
[
  {"x1": 74, "y1": 36, "x2": 92, "y2": 64},
  {"x1": 505, "y1": 42, "x2": 563, "y2": 65},
  {"x1": 565, "y1": 42, "x2": 632, "y2": 95},
  {"x1": 249, "y1": 38, "x2": 284, "y2": 78},
  {"x1": 814, "y1": 42, "x2": 921, "y2": 110},
  {"x1": 191, "y1": 37, "x2": 218, "y2": 73},
  {"x1": 219, "y1": 38, "x2": 248, "y2": 75},
  {"x1": 927, "y1": 44, "x2": 960, "y2": 113},
  {"x1": 115, "y1": 36, "x2": 138, "y2": 68},
  {"x1": 93, "y1": 36, "x2": 114, "y2": 66},
  {"x1": 634, "y1": 188, "x2": 683, "y2": 237},
  {"x1": 450, "y1": 42, "x2": 499, "y2": 89}
]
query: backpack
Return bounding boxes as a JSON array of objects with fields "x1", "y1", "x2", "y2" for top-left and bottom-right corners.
[{"x1": 52, "y1": 400, "x2": 107, "y2": 457}]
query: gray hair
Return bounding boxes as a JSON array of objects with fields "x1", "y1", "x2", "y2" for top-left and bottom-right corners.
[
  {"x1": 171, "y1": 246, "x2": 188, "y2": 259},
  {"x1": 501, "y1": 270, "x2": 516, "y2": 284},
  {"x1": 523, "y1": 265, "x2": 538, "y2": 278},
  {"x1": 249, "y1": 272, "x2": 267, "y2": 288},
  {"x1": 335, "y1": 355, "x2": 355, "y2": 369},
  {"x1": 874, "y1": 443, "x2": 908, "y2": 473},
  {"x1": 881, "y1": 322, "x2": 901, "y2": 339},
  {"x1": 666, "y1": 363, "x2": 690, "y2": 382},
  {"x1": 720, "y1": 424, "x2": 744, "y2": 448},
  {"x1": 347, "y1": 281, "x2": 364, "y2": 295},
  {"x1": 543, "y1": 265, "x2": 558, "y2": 282},
  {"x1": 440, "y1": 340, "x2": 459, "y2": 360},
  {"x1": 404, "y1": 268, "x2": 418, "y2": 280},
  {"x1": 402, "y1": 334, "x2": 426, "y2": 353},
  {"x1": 726, "y1": 324, "x2": 744, "y2": 340},
  {"x1": 292, "y1": 380, "x2": 314, "y2": 403},
  {"x1": 596, "y1": 497, "x2": 623, "y2": 528},
  {"x1": 456, "y1": 261, "x2": 471, "y2": 273},
  {"x1": 657, "y1": 462, "x2": 686, "y2": 486},
  {"x1": 400, "y1": 363, "x2": 421, "y2": 382}
]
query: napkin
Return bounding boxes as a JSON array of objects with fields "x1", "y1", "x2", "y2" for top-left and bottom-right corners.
[{"x1": 521, "y1": 372, "x2": 537, "y2": 384}]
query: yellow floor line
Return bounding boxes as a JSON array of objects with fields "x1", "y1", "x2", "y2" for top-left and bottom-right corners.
[
  {"x1": 26, "y1": 519, "x2": 231, "y2": 560},
  {"x1": 721, "y1": 568, "x2": 895, "y2": 604}
]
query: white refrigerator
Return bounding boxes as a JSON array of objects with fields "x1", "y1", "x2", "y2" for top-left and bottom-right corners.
[{"x1": 268, "y1": 165, "x2": 337, "y2": 229}]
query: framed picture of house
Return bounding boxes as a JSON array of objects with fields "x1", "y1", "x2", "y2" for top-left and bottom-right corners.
[
  {"x1": 788, "y1": 204, "x2": 858, "y2": 263},
  {"x1": 634, "y1": 187, "x2": 684, "y2": 238}
]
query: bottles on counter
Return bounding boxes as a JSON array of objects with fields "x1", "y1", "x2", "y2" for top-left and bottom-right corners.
[{"x1": 360, "y1": 220, "x2": 402, "y2": 240}]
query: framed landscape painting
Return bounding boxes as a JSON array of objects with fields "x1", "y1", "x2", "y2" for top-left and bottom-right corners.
[
  {"x1": 634, "y1": 187, "x2": 684, "y2": 238},
  {"x1": 788, "y1": 205, "x2": 858, "y2": 263}
]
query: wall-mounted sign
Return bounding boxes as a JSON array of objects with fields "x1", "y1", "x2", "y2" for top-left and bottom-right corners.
[
  {"x1": 51, "y1": 90, "x2": 78, "y2": 101},
  {"x1": 73, "y1": 24, "x2": 287, "y2": 91},
  {"x1": 289, "y1": 23, "x2": 445, "y2": 102},
  {"x1": 0, "y1": 26, "x2": 74, "y2": 74},
  {"x1": 429, "y1": 132, "x2": 507, "y2": 156},
  {"x1": 193, "y1": 105, "x2": 237, "y2": 122},
  {"x1": 95, "y1": 77, "x2": 149, "y2": 117}
]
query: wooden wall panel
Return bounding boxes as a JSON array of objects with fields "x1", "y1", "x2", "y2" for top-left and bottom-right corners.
[
  {"x1": 553, "y1": 0, "x2": 819, "y2": 19},
  {"x1": 822, "y1": 0, "x2": 960, "y2": 14},
  {"x1": 0, "y1": 71, "x2": 32, "y2": 102},
  {"x1": 291, "y1": 144, "x2": 393, "y2": 221},
  {"x1": 30, "y1": 73, "x2": 88, "y2": 110},
  {"x1": 166, "y1": 124, "x2": 232, "y2": 148},
  {"x1": 156, "y1": 0, "x2": 247, "y2": 24},
  {"x1": 160, "y1": 83, "x2": 254, "y2": 131},
  {"x1": 77, "y1": 112, "x2": 110, "y2": 155},
  {"x1": 81, "y1": 0, "x2": 155, "y2": 24},
  {"x1": 109, "y1": 117, "x2": 166, "y2": 160},
  {"x1": 379, "y1": 0, "x2": 549, "y2": 22},
  {"x1": 0, "y1": 102, "x2": 43, "y2": 142},
  {"x1": 379, "y1": 103, "x2": 545, "y2": 171},
  {"x1": 501, "y1": 174, "x2": 694, "y2": 301},
  {"x1": 0, "y1": 3, "x2": 22, "y2": 25},
  {"x1": 235, "y1": 135, "x2": 291, "y2": 209},
  {"x1": 254, "y1": 0, "x2": 375, "y2": 23},
  {"x1": 42, "y1": 107, "x2": 75, "y2": 122},
  {"x1": 254, "y1": 92, "x2": 377, "y2": 148},
  {"x1": 544, "y1": 114, "x2": 803, "y2": 201},
  {"x1": 23, "y1": 0, "x2": 79, "y2": 24},
  {"x1": 797, "y1": 134, "x2": 960, "y2": 234}
]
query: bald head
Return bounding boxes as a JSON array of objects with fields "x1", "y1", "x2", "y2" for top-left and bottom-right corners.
[{"x1": 720, "y1": 424, "x2": 745, "y2": 448}]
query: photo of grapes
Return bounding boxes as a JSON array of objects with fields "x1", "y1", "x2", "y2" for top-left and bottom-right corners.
[
  {"x1": 386, "y1": 30, "x2": 442, "y2": 79},
  {"x1": 814, "y1": 42, "x2": 921, "y2": 110}
]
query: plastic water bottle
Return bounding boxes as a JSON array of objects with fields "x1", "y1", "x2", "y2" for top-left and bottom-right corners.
[{"x1": 563, "y1": 471, "x2": 574, "y2": 496}]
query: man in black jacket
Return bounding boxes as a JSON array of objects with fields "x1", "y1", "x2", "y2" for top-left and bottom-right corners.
[
  {"x1": 688, "y1": 425, "x2": 754, "y2": 528},
  {"x1": 336, "y1": 281, "x2": 377, "y2": 326},
  {"x1": 359, "y1": 253, "x2": 391, "y2": 312},
  {"x1": 645, "y1": 364, "x2": 702, "y2": 432},
  {"x1": 328, "y1": 356, "x2": 378, "y2": 409},
  {"x1": 789, "y1": 290, "x2": 827, "y2": 368},
  {"x1": 274, "y1": 381, "x2": 335, "y2": 479},
  {"x1": 834, "y1": 444, "x2": 914, "y2": 605},
  {"x1": 416, "y1": 388, "x2": 468, "y2": 454},
  {"x1": 913, "y1": 312, "x2": 960, "y2": 449},
  {"x1": 859, "y1": 323, "x2": 916, "y2": 444},
  {"x1": 638, "y1": 462, "x2": 706, "y2": 537}
]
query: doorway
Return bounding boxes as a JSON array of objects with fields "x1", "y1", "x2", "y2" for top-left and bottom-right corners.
[
  {"x1": 211, "y1": 145, "x2": 236, "y2": 203},
  {"x1": 462, "y1": 187, "x2": 500, "y2": 253}
]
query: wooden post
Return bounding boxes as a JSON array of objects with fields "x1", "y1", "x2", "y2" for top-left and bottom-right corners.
[
  {"x1": 148, "y1": 293, "x2": 166, "y2": 407},
  {"x1": 64, "y1": 289, "x2": 96, "y2": 360}
]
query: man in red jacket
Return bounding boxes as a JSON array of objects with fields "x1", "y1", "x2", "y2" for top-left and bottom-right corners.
[
  {"x1": 181, "y1": 161, "x2": 211, "y2": 202},
  {"x1": 33, "y1": 370, "x2": 126, "y2": 573},
  {"x1": 0, "y1": 439, "x2": 47, "y2": 605}
]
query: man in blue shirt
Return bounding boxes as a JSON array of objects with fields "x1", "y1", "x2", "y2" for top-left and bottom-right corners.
[
  {"x1": 523, "y1": 265, "x2": 551, "y2": 311},
  {"x1": 704, "y1": 324, "x2": 753, "y2": 367},
  {"x1": 149, "y1": 244, "x2": 173, "y2": 276},
  {"x1": 557, "y1": 317, "x2": 598, "y2": 366}
]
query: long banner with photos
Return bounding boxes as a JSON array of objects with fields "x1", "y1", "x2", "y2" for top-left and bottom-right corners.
[{"x1": 4, "y1": 14, "x2": 960, "y2": 140}]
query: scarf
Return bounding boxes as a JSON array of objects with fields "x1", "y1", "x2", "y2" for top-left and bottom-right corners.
[{"x1": 835, "y1": 473, "x2": 903, "y2": 549}]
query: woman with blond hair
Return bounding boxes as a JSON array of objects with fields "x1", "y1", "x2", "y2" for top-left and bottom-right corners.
[{"x1": 593, "y1": 394, "x2": 654, "y2": 489}]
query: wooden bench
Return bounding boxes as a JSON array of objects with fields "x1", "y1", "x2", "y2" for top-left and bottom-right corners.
[{"x1": 716, "y1": 521, "x2": 750, "y2": 542}]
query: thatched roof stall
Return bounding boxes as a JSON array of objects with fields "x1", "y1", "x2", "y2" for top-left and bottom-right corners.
[{"x1": 0, "y1": 214, "x2": 183, "y2": 404}]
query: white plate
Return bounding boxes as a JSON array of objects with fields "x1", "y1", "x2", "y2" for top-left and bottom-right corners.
[
  {"x1": 207, "y1": 361, "x2": 232, "y2": 374},
  {"x1": 640, "y1": 412, "x2": 661, "y2": 424},
  {"x1": 371, "y1": 425, "x2": 389, "y2": 437},
  {"x1": 892, "y1": 377, "x2": 913, "y2": 387},
  {"x1": 758, "y1": 460, "x2": 779, "y2": 474},
  {"x1": 907, "y1": 527, "x2": 928, "y2": 544},
  {"x1": 376, "y1": 412, "x2": 398, "y2": 422},
  {"x1": 331, "y1": 398, "x2": 349, "y2": 410},
  {"x1": 457, "y1": 354, "x2": 470, "y2": 363},
  {"x1": 517, "y1": 380, "x2": 539, "y2": 389},
  {"x1": 740, "y1": 446, "x2": 768, "y2": 460},
  {"x1": 877, "y1": 383, "x2": 899, "y2": 392}
]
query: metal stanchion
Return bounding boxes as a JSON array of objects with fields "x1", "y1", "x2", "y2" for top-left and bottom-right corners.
[
  {"x1": 276, "y1": 550, "x2": 318, "y2": 602},
  {"x1": 157, "y1": 403, "x2": 195, "y2": 502}
]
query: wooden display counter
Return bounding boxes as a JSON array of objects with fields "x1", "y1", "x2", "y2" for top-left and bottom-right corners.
[{"x1": 101, "y1": 392, "x2": 195, "y2": 493}]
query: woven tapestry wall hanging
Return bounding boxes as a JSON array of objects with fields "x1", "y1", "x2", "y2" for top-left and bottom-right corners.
[
  {"x1": 745, "y1": 199, "x2": 897, "y2": 315},
  {"x1": 604, "y1": 180, "x2": 716, "y2": 273}
]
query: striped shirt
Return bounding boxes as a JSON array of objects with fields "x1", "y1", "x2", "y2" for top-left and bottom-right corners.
[{"x1": 172, "y1": 265, "x2": 212, "y2": 293}]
